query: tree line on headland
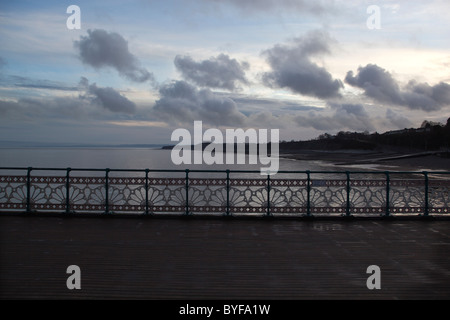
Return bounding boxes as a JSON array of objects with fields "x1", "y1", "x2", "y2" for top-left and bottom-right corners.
[
  {"x1": 162, "y1": 118, "x2": 450, "y2": 156},
  {"x1": 280, "y1": 118, "x2": 450, "y2": 153}
]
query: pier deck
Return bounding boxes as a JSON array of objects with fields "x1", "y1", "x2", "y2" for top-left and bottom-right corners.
[{"x1": 1, "y1": 214, "x2": 449, "y2": 300}]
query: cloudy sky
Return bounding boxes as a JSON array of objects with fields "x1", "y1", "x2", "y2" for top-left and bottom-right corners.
[{"x1": 0, "y1": 0, "x2": 449, "y2": 145}]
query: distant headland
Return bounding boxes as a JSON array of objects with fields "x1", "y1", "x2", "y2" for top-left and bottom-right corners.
[{"x1": 162, "y1": 118, "x2": 450, "y2": 171}]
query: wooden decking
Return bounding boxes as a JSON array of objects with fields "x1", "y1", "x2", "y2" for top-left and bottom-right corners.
[{"x1": 1, "y1": 214, "x2": 450, "y2": 299}]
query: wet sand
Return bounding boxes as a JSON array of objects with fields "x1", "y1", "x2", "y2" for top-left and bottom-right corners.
[{"x1": 281, "y1": 151, "x2": 450, "y2": 171}]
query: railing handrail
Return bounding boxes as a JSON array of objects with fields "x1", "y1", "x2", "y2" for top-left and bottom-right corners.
[
  {"x1": 1, "y1": 167, "x2": 449, "y2": 218},
  {"x1": 1, "y1": 166, "x2": 449, "y2": 175}
]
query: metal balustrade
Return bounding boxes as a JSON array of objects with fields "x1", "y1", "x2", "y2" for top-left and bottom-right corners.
[{"x1": 0, "y1": 167, "x2": 449, "y2": 217}]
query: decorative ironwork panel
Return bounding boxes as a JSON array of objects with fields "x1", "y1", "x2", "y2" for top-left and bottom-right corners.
[
  {"x1": 28, "y1": 176, "x2": 67, "y2": 211},
  {"x1": 309, "y1": 179, "x2": 347, "y2": 215},
  {"x1": 0, "y1": 170, "x2": 449, "y2": 216},
  {"x1": 147, "y1": 177, "x2": 186, "y2": 214},
  {"x1": 188, "y1": 178, "x2": 227, "y2": 215},
  {"x1": 429, "y1": 179, "x2": 450, "y2": 214},
  {"x1": 0, "y1": 176, "x2": 27, "y2": 211},
  {"x1": 229, "y1": 178, "x2": 268, "y2": 215},
  {"x1": 265, "y1": 179, "x2": 307, "y2": 215},
  {"x1": 69, "y1": 176, "x2": 106, "y2": 212},
  {"x1": 389, "y1": 179, "x2": 425, "y2": 214},
  {"x1": 109, "y1": 177, "x2": 146, "y2": 213},
  {"x1": 348, "y1": 179, "x2": 387, "y2": 214},
  {"x1": 0, "y1": 176, "x2": 68, "y2": 211}
]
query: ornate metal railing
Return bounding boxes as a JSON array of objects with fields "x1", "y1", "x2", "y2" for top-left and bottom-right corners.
[{"x1": 0, "y1": 167, "x2": 449, "y2": 217}]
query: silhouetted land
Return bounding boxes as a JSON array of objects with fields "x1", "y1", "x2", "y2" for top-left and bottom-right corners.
[
  {"x1": 163, "y1": 118, "x2": 450, "y2": 170},
  {"x1": 280, "y1": 118, "x2": 450, "y2": 152},
  {"x1": 279, "y1": 118, "x2": 450, "y2": 170}
]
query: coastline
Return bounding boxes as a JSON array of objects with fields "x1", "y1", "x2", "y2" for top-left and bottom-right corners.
[
  {"x1": 161, "y1": 142, "x2": 449, "y2": 172},
  {"x1": 280, "y1": 150, "x2": 450, "y2": 172}
]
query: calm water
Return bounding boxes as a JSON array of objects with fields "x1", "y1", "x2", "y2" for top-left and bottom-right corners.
[{"x1": 0, "y1": 147, "x2": 389, "y2": 179}]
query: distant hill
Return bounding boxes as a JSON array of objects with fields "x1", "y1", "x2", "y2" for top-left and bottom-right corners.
[
  {"x1": 280, "y1": 117, "x2": 450, "y2": 153},
  {"x1": 162, "y1": 118, "x2": 450, "y2": 156}
]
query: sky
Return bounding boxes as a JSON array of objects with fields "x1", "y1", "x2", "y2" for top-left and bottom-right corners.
[{"x1": 0, "y1": 0, "x2": 449, "y2": 145}]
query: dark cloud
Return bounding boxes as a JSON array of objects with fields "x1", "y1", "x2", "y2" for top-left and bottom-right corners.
[
  {"x1": 345, "y1": 64, "x2": 450, "y2": 111},
  {"x1": 79, "y1": 77, "x2": 137, "y2": 114},
  {"x1": 261, "y1": 30, "x2": 343, "y2": 99},
  {"x1": 15, "y1": 77, "x2": 78, "y2": 91},
  {"x1": 295, "y1": 103, "x2": 375, "y2": 132},
  {"x1": 153, "y1": 80, "x2": 247, "y2": 126},
  {"x1": 0, "y1": 74, "x2": 78, "y2": 91},
  {"x1": 0, "y1": 96, "x2": 89, "y2": 121},
  {"x1": 405, "y1": 80, "x2": 450, "y2": 109},
  {"x1": 174, "y1": 54, "x2": 249, "y2": 91},
  {"x1": 0, "y1": 78, "x2": 138, "y2": 121},
  {"x1": 87, "y1": 84, "x2": 136, "y2": 114},
  {"x1": 345, "y1": 64, "x2": 402, "y2": 104},
  {"x1": 74, "y1": 29, "x2": 154, "y2": 83},
  {"x1": 386, "y1": 109, "x2": 413, "y2": 129}
]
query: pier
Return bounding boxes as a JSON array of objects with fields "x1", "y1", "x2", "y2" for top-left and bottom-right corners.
[
  {"x1": 1, "y1": 215, "x2": 450, "y2": 299},
  {"x1": 0, "y1": 167, "x2": 449, "y2": 217},
  {"x1": 1, "y1": 167, "x2": 449, "y2": 299}
]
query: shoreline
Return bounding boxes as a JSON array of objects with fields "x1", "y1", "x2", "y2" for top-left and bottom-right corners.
[
  {"x1": 280, "y1": 150, "x2": 450, "y2": 172},
  {"x1": 162, "y1": 143, "x2": 449, "y2": 172}
]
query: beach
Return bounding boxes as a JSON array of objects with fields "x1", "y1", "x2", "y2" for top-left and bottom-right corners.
[{"x1": 280, "y1": 150, "x2": 450, "y2": 172}]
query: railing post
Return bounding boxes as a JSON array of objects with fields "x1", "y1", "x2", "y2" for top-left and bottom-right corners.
[
  {"x1": 306, "y1": 170, "x2": 311, "y2": 217},
  {"x1": 65, "y1": 168, "x2": 71, "y2": 214},
  {"x1": 105, "y1": 168, "x2": 110, "y2": 214},
  {"x1": 185, "y1": 169, "x2": 190, "y2": 215},
  {"x1": 226, "y1": 169, "x2": 230, "y2": 216},
  {"x1": 26, "y1": 167, "x2": 32, "y2": 213},
  {"x1": 345, "y1": 171, "x2": 351, "y2": 217},
  {"x1": 145, "y1": 169, "x2": 150, "y2": 215},
  {"x1": 385, "y1": 171, "x2": 390, "y2": 217},
  {"x1": 266, "y1": 172, "x2": 271, "y2": 216},
  {"x1": 423, "y1": 171, "x2": 429, "y2": 216}
]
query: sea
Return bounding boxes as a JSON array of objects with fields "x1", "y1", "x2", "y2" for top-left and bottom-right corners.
[{"x1": 0, "y1": 147, "x2": 391, "y2": 179}]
